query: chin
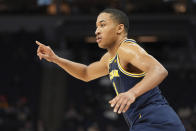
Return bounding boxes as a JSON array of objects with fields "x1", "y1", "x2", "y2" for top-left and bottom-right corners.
[{"x1": 98, "y1": 42, "x2": 107, "y2": 49}]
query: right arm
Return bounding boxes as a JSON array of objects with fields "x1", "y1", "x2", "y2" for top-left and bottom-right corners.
[{"x1": 35, "y1": 41, "x2": 109, "y2": 82}]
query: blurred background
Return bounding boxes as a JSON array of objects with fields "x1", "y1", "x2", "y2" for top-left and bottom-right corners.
[{"x1": 0, "y1": 0, "x2": 196, "y2": 131}]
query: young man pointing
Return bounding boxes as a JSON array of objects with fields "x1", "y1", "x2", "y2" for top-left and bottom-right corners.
[{"x1": 35, "y1": 8, "x2": 185, "y2": 131}]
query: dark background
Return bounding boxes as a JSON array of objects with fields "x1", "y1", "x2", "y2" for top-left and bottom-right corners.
[{"x1": 0, "y1": 0, "x2": 196, "y2": 131}]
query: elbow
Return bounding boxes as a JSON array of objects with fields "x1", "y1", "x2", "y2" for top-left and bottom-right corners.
[
  {"x1": 151, "y1": 65, "x2": 168, "y2": 79},
  {"x1": 164, "y1": 69, "x2": 168, "y2": 77},
  {"x1": 83, "y1": 79, "x2": 90, "y2": 82},
  {"x1": 160, "y1": 67, "x2": 168, "y2": 79},
  {"x1": 82, "y1": 77, "x2": 91, "y2": 82},
  {"x1": 165, "y1": 69, "x2": 168, "y2": 77}
]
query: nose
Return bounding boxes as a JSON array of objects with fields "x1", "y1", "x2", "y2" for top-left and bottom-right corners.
[{"x1": 95, "y1": 27, "x2": 100, "y2": 36}]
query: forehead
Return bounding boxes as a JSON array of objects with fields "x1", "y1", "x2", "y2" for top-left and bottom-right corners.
[{"x1": 96, "y1": 13, "x2": 113, "y2": 24}]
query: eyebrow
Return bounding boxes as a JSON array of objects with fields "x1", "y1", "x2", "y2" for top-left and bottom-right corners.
[
  {"x1": 96, "y1": 20, "x2": 106, "y2": 25},
  {"x1": 99, "y1": 20, "x2": 106, "y2": 23}
]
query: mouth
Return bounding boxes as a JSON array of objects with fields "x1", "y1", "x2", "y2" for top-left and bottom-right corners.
[{"x1": 96, "y1": 36, "x2": 102, "y2": 43}]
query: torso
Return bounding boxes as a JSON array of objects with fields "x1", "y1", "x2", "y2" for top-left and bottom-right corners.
[
  {"x1": 108, "y1": 39, "x2": 146, "y2": 95},
  {"x1": 107, "y1": 39, "x2": 144, "y2": 75},
  {"x1": 106, "y1": 39, "x2": 185, "y2": 130},
  {"x1": 108, "y1": 39, "x2": 168, "y2": 127}
]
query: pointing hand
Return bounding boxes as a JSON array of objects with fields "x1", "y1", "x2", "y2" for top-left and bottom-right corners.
[{"x1": 35, "y1": 41, "x2": 57, "y2": 62}]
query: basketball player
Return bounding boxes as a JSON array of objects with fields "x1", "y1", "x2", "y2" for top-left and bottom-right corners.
[{"x1": 35, "y1": 8, "x2": 185, "y2": 131}]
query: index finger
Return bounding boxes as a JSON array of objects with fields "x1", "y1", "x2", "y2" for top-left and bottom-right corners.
[{"x1": 35, "y1": 41, "x2": 45, "y2": 46}]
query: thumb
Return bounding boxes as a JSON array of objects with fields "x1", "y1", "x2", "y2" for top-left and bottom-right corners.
[
  {"x1": 38, "y1": 53, "x2": 49, "y2": 60},
  {"x1": 40, "y1": 53, "x2": 49, "y2": 59},
  {"x1": 37, "y1": 53, "x2": 42, "y2": 60}
]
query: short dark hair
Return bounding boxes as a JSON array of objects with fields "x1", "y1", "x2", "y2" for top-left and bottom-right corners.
[{"x1": 100, "y1": 8, "x2": 129, "y2": 34}]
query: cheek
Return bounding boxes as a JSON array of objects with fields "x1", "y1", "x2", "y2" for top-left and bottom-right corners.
[
  {"x1": 107, "y1": 29, "x2": 117, "y2": 42},
  {"x1": 104, "y1": 28, "x2": 116, "y2": 39}
]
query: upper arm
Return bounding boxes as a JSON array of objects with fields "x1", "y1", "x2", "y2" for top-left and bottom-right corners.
[
  {"x1": 85, "y1": 52, "x2": 110, "y2": 81},
  {"x1": 120, "y1": 44, "x2": 167, "y2": 74}
]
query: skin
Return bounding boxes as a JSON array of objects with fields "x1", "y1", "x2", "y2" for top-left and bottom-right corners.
[{"x1": 35, "y1": 12, "x2": 168, "y2": 114}]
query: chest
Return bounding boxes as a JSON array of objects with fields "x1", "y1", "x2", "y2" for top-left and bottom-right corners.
[{"x1": 109, "y1": 55, "x2": 142, "y2": 75}]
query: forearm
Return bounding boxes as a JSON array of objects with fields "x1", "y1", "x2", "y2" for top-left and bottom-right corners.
[
  {"x1": 53, "y1": 56, "x2": 89, "y2": 82},
  {"x1": 129, "y1": 66, "x2": 168, "y2": 98}
]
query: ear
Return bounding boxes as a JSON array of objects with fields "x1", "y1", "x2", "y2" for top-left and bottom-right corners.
[{"x1": 117, "y1": 24, "x2": 125, "y2": 34}]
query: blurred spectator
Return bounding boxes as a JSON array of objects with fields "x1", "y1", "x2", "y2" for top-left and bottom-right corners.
[
  {"x1": 47, "y1": 1, "x2": 71, "y2": 15},
  {"x1": 87, "y1": 123, "x2": 100, "y2": 131},
  {"x1": 178, "y1": 106, "x2": 196, "y2": 131},
  {"x1": 0, "y1": 95, "x2": 8, "y2": 110},
  {"x1": 0, "y1": 95, "x2": 33, "y2": 131},
  {"x1": 38, "y1": 0, "x2": 52, "y2": 6},
  {"x1": 0, "y1": 0, "x2": 191, "y2": 15}
]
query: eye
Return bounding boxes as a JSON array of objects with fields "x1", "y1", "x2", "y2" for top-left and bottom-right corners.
[{"x1": 100, "y1": 23, "x2": 105, "y2": 27}]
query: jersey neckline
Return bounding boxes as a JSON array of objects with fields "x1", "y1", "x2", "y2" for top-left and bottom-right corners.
[{"x1": 109, "y1": 39, "x2": 137, "y2": 63}]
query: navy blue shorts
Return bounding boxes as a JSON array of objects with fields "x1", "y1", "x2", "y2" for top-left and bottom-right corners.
[{"x1": 129, "y1": 104, "x2": 185, "y2": 131}]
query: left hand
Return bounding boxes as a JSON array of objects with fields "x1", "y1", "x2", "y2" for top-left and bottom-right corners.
[{"x1": 109, "y1": 91, "x2": 136, "y2": 114}]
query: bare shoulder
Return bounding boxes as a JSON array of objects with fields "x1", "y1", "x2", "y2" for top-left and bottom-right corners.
[
  {"x1": 118, "y1": 41, "x2": 148, "y2": 60},
  {"x1": 99, "y1": 52, "x2": 111, "y2": 70},
  {"x1": 100, "y1": 52, "x2": 111, "y2": 62}
]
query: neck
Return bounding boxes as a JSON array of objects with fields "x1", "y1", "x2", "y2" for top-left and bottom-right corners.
[{"x1": 107, "y1": 36, "x2": 127, "y2": 57}]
